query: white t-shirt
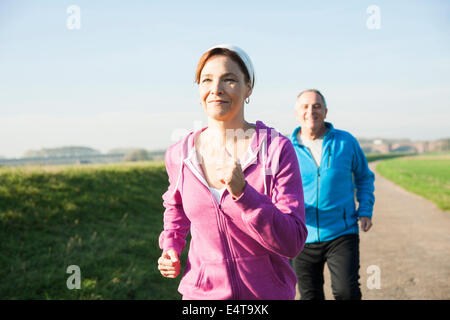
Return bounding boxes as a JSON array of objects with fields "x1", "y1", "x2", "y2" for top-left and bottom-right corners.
[
  {"x1": 298, "y1": 129, "x2": 329, "y2": 167},
  {"x1": 208, "y1": 186, "x2": 226, "y2": 203}
]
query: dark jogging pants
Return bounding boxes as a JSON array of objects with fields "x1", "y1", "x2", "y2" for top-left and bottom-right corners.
[{"x1": 293, "y1": 234, "x2": 362, "y2": 300}]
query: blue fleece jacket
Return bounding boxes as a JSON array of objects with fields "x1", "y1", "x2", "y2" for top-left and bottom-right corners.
[{"x1": 290, "y1": 122, "x2": 375, "y2": 243}]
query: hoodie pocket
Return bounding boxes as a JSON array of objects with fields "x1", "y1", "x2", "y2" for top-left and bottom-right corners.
[
  {"x1": 236, "y1": 255, "x2": 288, "y2": 299},
  {"x1": 194, "y1": 261, "x2": 229, "y2": 293}
]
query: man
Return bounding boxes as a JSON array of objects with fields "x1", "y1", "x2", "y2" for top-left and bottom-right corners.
[{"x1": 290, "y1": 89, "x2": 375, "y2": 300}]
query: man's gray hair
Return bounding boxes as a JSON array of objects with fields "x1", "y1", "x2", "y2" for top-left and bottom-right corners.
[{"x1": 297, "y1": 89, "x2": 327, "y2": 109}]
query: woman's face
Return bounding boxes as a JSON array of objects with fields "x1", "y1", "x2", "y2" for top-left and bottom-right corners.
[{"x1": 199, "y1": 55, "x2": 252, "y2": 122}]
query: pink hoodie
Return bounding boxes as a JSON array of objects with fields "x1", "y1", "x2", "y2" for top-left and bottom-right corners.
[{"x1": 159, "y1": 121, "x2": 307, "y2": 300}]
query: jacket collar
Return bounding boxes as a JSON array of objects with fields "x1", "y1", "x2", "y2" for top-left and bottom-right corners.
[{"x1": 291, "y1": 122, "x2": 334, "y2": 147}]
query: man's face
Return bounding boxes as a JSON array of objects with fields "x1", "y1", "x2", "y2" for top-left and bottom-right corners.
[{"x1": 295, "y1": 91, "x2": 327, "y2": 131}]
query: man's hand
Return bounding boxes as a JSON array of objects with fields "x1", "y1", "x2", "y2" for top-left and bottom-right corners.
[
  {"x1": 359, "y1": 217, "x2": 372, "y2": 232},
  {"x1": 158, "y1": 249, "x2": 181, "y2": 278}
]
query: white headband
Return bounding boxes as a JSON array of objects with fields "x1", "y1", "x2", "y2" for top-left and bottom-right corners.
[{"x1": 207, "y1": 44, "x2": 255, "y2": 88}]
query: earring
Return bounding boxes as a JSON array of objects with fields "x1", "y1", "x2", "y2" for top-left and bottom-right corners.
[{"x1": 245, "y1": 97, "x2": 250, "y2": 104}]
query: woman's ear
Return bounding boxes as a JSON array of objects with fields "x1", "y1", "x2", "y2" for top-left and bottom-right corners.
[{"x1": 246, "y1": 82, "x2": 253, "y2": 98}]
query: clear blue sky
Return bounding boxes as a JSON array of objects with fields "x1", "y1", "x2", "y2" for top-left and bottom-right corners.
[{"x1": 0, "y1": 0, "x2": 449, "y2": 158}]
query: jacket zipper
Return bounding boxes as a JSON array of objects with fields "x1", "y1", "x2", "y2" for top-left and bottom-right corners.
[
  {"x1": 316, "y1": 167, "x2": 321, "y2": 242},
  {"x1": 316, "y1": 145, "x2": 331, "y2": 241},
  {"x1": 301, "y1": 146, "x2": 322, "y2": 243},
  {"x1": 343, "y1": 208, "x2": 348, "y2": 229},
  {"x1": 327, "y1": 146, "x2": 331, "y2": 168},
  {"x1": 297, "y1": 130, "x2": 331, "y2": 243}
]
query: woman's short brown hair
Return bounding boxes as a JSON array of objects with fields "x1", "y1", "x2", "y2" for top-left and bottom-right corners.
[{"x1": 195, "y1": 48, "x2": 251, "y2": 84}]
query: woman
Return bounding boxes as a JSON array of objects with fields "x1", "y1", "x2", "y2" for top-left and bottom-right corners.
[{"x1": 157, "y1": 44, "x2": 307, "y2": 300}]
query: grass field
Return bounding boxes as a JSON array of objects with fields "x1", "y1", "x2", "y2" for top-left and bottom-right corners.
[
  {"x1": 376, "y1": 156, "x2": 450, "y2": 211},
  {"x1": 1, "y1": 152, "x2": 446, "y2": 299},
  {"x1": 0, "y1": 162, "x2": 189, "y2": 299}
]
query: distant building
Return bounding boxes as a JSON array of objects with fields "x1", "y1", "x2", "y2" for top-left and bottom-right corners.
[{"x1": 358, "y1": 138, "x2": 449, "y2": 154}]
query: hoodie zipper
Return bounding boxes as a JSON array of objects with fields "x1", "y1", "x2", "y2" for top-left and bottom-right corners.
[
  {"x1": 181, "y1": 128, "x2": 266, "y2": 300},
  {"x1": 184, "y1": 160, "x2": 240, "y2": 299},
  {"x1": 217, "y1": 203, "x2": 240, "y2": 300},
  {"x1": 211, "y1": 146, "x2": 260, "y2": 300}
]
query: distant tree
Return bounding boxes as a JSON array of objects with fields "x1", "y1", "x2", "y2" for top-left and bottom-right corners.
[
  {"x1": 23, "y1": 146, "x2": 101, "y2": 158},
  {"x1": 122, "y1": 149, "x2": 151, "y2": 162},
  {"x1": 107, "y1": 148, "x2": 141, "y2": 155}
]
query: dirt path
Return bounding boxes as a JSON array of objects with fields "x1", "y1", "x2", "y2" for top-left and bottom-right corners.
[{"x1": 296, "y1": 162, "x2": 450, "y2": 300}]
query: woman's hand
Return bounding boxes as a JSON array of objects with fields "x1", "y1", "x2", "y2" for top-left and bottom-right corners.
[
  {"x1": 218, "y1": 147, "x2": 246, "y2": 199},
  {"x1": 158, "y1": 249, "x2": 181, "y2": 278},
  {"x1": 198, "y1": 128, "x2": 247, "y2": 199}
]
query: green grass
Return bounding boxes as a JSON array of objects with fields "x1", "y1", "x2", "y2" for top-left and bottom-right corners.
[
  {"x1": 376, "y1": 157, "x2": 450, "y2": 211},
  {"x1": 2, "y1": 152, "x2": 446, "y2": 299},
  {"x1": 0, "y1": 162, "x2": 189, "y2": 299}
]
